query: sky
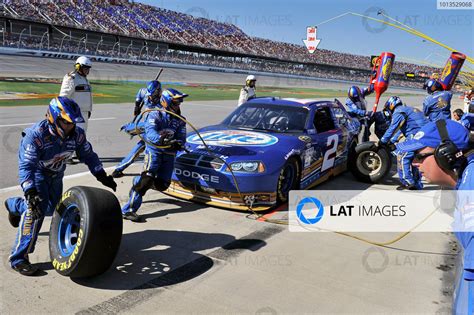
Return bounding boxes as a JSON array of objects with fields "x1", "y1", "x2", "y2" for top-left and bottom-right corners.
[{"x1": 139, "y1": 0, "x2": 473, "y2": 66}]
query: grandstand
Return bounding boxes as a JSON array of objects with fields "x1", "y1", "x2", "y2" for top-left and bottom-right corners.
[{"x1": 1, "y1": 0, "x2": 438, "y2": 87}]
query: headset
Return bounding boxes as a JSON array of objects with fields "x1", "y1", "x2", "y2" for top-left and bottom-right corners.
[{"x1": 434, "y1": 119, "x2": 467, "y2": 173}]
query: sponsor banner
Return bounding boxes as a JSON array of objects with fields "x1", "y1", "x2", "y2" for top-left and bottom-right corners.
[{"x1": 289, "y1": 190, "x2": 474, "y2": 232}]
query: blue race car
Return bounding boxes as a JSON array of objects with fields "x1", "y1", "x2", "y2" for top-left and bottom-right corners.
[{"x1": 165, "y1": 97, "x2": 360, "y2": 211}]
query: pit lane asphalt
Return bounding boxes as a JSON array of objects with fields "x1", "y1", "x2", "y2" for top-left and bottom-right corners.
[{"x1": 0, "y1": 97, "x2": 462, "y2": 314}]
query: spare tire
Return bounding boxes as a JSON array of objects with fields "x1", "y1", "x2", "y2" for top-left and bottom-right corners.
[
  {"x1": 350, "y1": 142, "x2": 392, "y2": 183},
  {"x1": 49, "y1": 186, "x2": 122, "y2": 278}
]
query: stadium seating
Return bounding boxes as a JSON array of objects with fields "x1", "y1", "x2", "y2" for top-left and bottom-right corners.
[{"x1": 2, "y1": 0, "x2": 437, "y2": 78}]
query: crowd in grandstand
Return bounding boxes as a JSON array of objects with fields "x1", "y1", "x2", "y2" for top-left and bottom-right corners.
[{"x1": 2, "y1": 0, "x2": 438, "y2": 78}]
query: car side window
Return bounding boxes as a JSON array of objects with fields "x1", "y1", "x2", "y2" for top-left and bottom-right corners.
[{"x1": 313, "y1": 107, "x2": 335, "y2": 133}]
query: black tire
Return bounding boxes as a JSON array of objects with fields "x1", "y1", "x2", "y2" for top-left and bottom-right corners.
[
  {"x1": 49, "y1": 186, "x2": 122, "y2": 278},
  {"x1": 277, "y1": 157, "x2": 301, "y2": 203},
  {"x1": 350, "y1": 142, "x2": 392, "y2": 183}
]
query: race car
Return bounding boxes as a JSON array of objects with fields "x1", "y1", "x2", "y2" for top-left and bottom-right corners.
[{"x1": 165, "y1": 97, "x2": 361, "y2": 211}]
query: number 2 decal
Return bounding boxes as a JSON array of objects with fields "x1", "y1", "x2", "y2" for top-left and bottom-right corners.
[{"x1": 321, "y1": 134, "x2": 339, "y2": 172}]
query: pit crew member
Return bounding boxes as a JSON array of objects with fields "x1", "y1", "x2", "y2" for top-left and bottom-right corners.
[
  {"x1": 379, "y1": 96, "x2": 428, "y2": 190},
  {"x1": 59, "y1": 56, "x2": 93, "y2": 132},
  {"x1": 238, "y1": 75, "x2": 257, "y2": 106},
  {"x1": 4, "y1": 97, "x2": 117, "y2": 276},
  {"x1": 460, "y1": 101, "x2": 474, "y2": 131},
  {"x1": 345, "y1": 85, "x2": 374, "y2": 142},
  {"x1": 422, "y1": 79, "x2": 452, "y2": 122},
  {"x1": 112, "y1": 81, "x2": 162, "y2": 178},
  {"x1": 121, "y1": 88, "x2": 188, "y2": 221},
  {"x1": 454, "y1": 109, "x2": 464, "y2": 123},
  {"x1": 463, "y1": 88, "x2": 473, "y2": 113},
  {"x1": 396, "y1": 120, "x2": 473, "y2": 309}
]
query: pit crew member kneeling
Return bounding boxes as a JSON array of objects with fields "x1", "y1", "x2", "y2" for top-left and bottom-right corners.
[
  {"x1": 396, "y1": 120, "x2": 473, "y2": 309},
  {"x1": 121, "y1": 89, "x2": 188, "y2": 222},
  {"x1": 4, "y1": 97, "x2": 117, "y2": 276},
  {"x1": 378, "y1": 96, "x2": 428, "y2": 190}
]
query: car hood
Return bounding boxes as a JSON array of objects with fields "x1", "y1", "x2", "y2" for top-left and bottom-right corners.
[{"x1": 184, "y1": 124, "x2": 308, "y2": 161}]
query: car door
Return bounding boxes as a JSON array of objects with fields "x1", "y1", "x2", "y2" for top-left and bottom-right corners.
[
  {"x1": 331, "y1": 104, "x2": 352, "y2": 156},
  {"x1": 311, "y1": 105, "x2": 342, "y2": 174}
]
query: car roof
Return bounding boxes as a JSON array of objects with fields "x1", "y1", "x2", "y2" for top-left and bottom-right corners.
[{"x1": 246, "y1": 97, "x2": 335, "y2": 108}]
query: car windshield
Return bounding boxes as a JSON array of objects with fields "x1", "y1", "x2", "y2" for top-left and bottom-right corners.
[{"x1": 223, "y1": 103, "x2": 308, "y2": 133}]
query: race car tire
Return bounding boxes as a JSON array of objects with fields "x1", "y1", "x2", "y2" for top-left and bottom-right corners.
[
  {"x1": 350, "y1": 142, "x2": 392, "y2": 183},
  {"x1": 277, "y1": 157, "x2": 301, "y2": 203},
  {"x1": 49, "y1": 186, "x2": 122, "y2": 278}
]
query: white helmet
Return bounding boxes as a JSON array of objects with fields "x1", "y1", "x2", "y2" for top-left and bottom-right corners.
[
  {"x1": 246, "y1": 75, "x2": 256, "y2": 86},
  {"x1": 75, "y1": 56, "x2": 92, "y2": 68},
  {"x1": 246, "y1": 75, "x2": 256, "y2": 82}
]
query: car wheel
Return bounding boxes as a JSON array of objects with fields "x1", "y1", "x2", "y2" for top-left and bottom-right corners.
[
  {"x1": 49, "y1": 186, "x2": 122, "y2": 278},
  {"x1": 277, "y1": 157, "x2": 300, "y2": 203},
  {"x1": 350, "y1": 142, "x2": 392, "y2": 183}
]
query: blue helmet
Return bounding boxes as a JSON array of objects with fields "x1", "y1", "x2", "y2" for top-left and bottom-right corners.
[
  {"x1": 348, "y1": 86, "x2": 361, "y2": 100},
  {"x1": 160, "y1": 88, "x2": 189, "y2": 109},
  {"x1": 147, "y1": 80, "x2": 162, "y2": 102},
  {"x1": 423, "y1": 79, "x2": 442, "y2": 94},
  {"x1": 47, "y1": 97, "x2": 84, "y2": 138},
  {"x1": 383, "y1": 96, "x2": 403, "y2": 113},
  {"x1": 147, "y1": 80, "x2": 161, "y2": 94}
]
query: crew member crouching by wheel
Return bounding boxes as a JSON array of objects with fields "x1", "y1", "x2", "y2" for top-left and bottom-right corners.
[
  {"x1": 378, "y1": 96, "x2": 428, "y2": 190},
  {"x1": 121, "y1": 89, "x2": 188, "y2": 222},
  {"x1": 4, "y1": 97, "x2": 116, "y2": 276}
]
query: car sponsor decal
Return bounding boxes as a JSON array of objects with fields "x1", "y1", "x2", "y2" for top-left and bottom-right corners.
[
  {"x1": 174, "y1": 168, "x2": 220, "y2": 183},
  {"x1": 187, "y1": 130, "x2": 278, "y2": 147}
]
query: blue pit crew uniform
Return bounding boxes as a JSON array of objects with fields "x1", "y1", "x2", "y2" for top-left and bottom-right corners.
[
  {"x1": 136, "y1": 87, "x2": 147, "y2": 106},
  {"x1": 6, "y1": 120, "x2": 105, "y2": 268},
  {"x1": 114, "y1": 93, "x2": 161, "y2": 174},
  {"x1": 423, "y1": 90, "x2": 452, "y2": 122},
  {"x1": 345, "y1": 85, "x2": 374, "y2": 142},
  {"x1": 454, "y1": 154, "x2": 474, "y2": 311},
  {"x1": 461, "y1": 113, "x2": 474, "y2": 130},
  {"x1": 121, "y1": 110, "x2": 186, "y2": 214},
  {"x1": 460, "y1": 101, "x2": 474, "y2": 130},
  {"x1": 381, "y1": 105, "x2": 428, "y2": 189},
  {"x1": 397, "y1": 121, "x2": 473, "y2": 312}
]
